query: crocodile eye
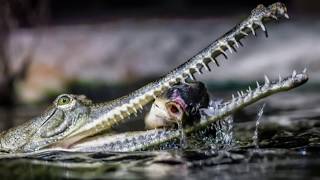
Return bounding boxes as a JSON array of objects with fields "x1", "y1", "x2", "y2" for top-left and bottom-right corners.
[{"x1": 57, "y1": 96, "x2": 71, "y2": 106}]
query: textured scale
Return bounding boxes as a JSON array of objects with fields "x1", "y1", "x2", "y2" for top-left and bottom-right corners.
[
  {"x1": 66, "y1": 2, "x2": 291, "y2": 141},
  {"x1": 66, "y1": 70, "x2": 308, "y2": 152},
  {"x1": 0, "y1": 2, "x2": 301, "y2": 154}
]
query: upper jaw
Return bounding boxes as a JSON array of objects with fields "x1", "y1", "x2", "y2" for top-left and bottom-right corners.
[
  {"x1": 67, "y1": 71, "x2": 308, "y2": 152},
  {"x1": 55, "y1": 2, "x2": 291, "y2": 144}
]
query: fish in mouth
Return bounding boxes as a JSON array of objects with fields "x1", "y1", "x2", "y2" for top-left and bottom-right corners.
[
  {"x1": 145, "y1": 81, "x2": 210, "y2": 129},
  {"x1": 0, "y1": 2, "x2": 308, "y2": 154}
]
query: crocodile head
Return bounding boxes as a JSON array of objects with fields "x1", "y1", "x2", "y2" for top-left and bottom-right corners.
[
  {"x1": 0, "y1": 70, "x2": 308, "y2": 153},
  {"x1": 0, "y1": 94, "x2": 91, "y2": 152},
  {"x1": 0, "y1": 2, "x2": 299, "y2": 154}
]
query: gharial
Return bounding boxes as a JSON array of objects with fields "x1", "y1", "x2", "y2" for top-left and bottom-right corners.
[{"x1": 0, "y1": 2, "x2": 308, "y2": 154}]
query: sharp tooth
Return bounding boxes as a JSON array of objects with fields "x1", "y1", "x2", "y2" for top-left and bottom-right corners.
[
  {"x1": 225, "y1": 44, "x2": 233, "y2": 53},
  {"x1": 240, "y1": 30, "x2": 248, "y2": 36},
  {"x1": 270, "y1": 14, "x2": 278, "y2": 20},
  {"x1": 249, "y1": 25, "x2": 256, "y2": 36},
  {"x1": 223, "y1": 103, "x2": 229, "y2": 111},
  {"x1": 292, "y1": 70, "x2": 297, "y2": 78},
  {"x1": 214, "y1": 58, "x2": 220, "y2": 66},
  {"x1": 264, "y1": 30, "x2": 269, "y2": 38},
  {"x1": 241, "y1": 91, "x2": 244, "y2": 96},
  {"x1": 237, "y1": 91, "x2": 241, "y2": 97},
  {"x1": 248, "y1": 86, "x2": 252, "y2": 93},
  {"x1": 284, "y1": 13, "x2": 290, "y2": 19},
  {"x1": 181, "y1": 78, "x2": 186, "y2": 83},
  {"x1": 258, "y1": 21, "x2": 266, "y2": 31},
  {"x1": 303, "y1": 68, "x2": 307, "y2": 74},
  {"x1": 132, "y1": 107, "x2": 138, "y2": 114},
  {"x1": 202, "y1": 62, "x2": 211, "y2": 71},
  {"x1": 264, "y1": 75, "x2": 270, "y2": 86},
  {"x1": 278, "y1": 74, "x2": 282, "y2": 83},
  {"x1": 196, "y1": 68, "x2": 202, "y2": 74},
  {"x1": 124, "y1": 110, "x2": 130, "y2": 116},
  {"x1": 232, "y1": 38, "x2": 239, "y2": 48},
  {"x1": 111, "y1": 118, "x2": 117, "y2": 125},
  {"x1": 210, "y1": 56, "x2": 220, "y2": 66},
  {"x1": 138, "y1": 104, "x2": 143, "y2": 110},
  {"x1": 257, "y1": 21, "x2": 268, "y2": 37},
  {"x1": 256, "y1": 81, "x2": 260, "y2": 88},
  {"x1": 238, "y1": 39, "x2": 244, "y2": 47},
  {"x1": 189, "y1": 73, "x2": 195, "y2": 80},
  {"x1": 217, "y1": 48, "x2": 228, "y2": 59},
  {"x1": 232, "y1": 94, "x2": 236, "y2": 102},
  {"x1": 231, "y1": 44, "x2": 237, "y2": 53}
]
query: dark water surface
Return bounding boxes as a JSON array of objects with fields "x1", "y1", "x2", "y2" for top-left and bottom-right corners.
[{"x1": 0, "y1": 92, "x2": 319, "y2": 180}]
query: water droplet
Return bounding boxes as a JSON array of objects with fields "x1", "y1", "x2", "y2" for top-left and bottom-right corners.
[
  {"x1": 253, "y1": 103, "x2": 266, "y2": 148},
  {"x1": 214, "y1": 116, "x2": 234, "y2": 149}
]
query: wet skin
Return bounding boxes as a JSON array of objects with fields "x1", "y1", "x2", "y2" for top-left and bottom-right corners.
[
  {"x1": 0, "y1": 94, "x2": 92, "y2": 152},
  {"x1": 0, "y1": 2, "x2": 307, "y2": 153}
]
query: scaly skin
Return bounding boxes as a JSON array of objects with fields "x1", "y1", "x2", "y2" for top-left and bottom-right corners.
[
  {"x1": 58, "y1": 2, "x2": 290, "y2": 147},
  {"x1": 2, "y1": 71, "x2": 307, "y2": 155},
  {"x1": 0, "y1": 2, "x2": 296, "y2": 153},
  {"x1": 0, "y1": 94, "x2": 92, "y2": 152},
  {"x1": 68, "y1": 71, "x2": 308, "y2": 152}
]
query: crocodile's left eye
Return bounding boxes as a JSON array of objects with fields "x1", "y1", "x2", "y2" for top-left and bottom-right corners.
[{"x1": 57, "y1": 95, "x2": 71, "y2": 106}]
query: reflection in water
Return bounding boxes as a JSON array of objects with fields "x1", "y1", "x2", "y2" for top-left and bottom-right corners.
[{"x1": 0, "y1": 92, "x2": 320, "y2": 179}]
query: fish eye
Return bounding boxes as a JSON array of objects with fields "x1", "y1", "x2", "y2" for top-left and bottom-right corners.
[{"x1": 57, "y1": 95, "x2": 71, "y2": 106}]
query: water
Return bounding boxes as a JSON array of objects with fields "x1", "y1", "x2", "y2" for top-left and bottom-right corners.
[
  {"x1": 177, "y1": 120, "x2": 187, "y2": 149},
  {"x1": 253, "y1": 103, "x2": 266, "y2": 148},
  {"x1": 200, "y1": 99, "x2": 234, "y2": 148},
  {"x1": 0, "y1": 92, "x2": 320, "y2": 179},
  {"x1": 214, "y1": 116, "x2": 234, "y2": 148}
]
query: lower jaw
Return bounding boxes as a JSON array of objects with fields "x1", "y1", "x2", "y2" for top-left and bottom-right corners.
[{"x1": 46, "y1": 72, "x2": 308, "y2": 152}]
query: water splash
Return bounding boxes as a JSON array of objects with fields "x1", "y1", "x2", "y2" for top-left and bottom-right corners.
[
  {"x1": 200, "y1": 100, "x2": 234, "y2": 149},
  {"x1": 253, "y1": 103, "x2": 266, "y2": 148},
  {"x1": 200, "y1": 99, "x2": 223, "y2": 117},
  {"x1": 214, "y1": 116, "x2": 234, "y2": 148},
  {"x1": 177, "y1": 120, "x2": 187, "y2": 149}
]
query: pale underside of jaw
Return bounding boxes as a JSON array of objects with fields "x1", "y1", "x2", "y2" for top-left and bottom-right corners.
[{"x1": 53, "y1": 70, "x2": 308, "y2": 152}]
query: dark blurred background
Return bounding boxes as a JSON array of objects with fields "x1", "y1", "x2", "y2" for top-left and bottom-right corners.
[{"x1": 0, "y1": 0, "x2": 319, "y2": 130}]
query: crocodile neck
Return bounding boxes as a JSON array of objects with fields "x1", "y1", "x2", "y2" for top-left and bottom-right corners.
[{"x1": 62, "y1": 3, "x2": 289, "y2": 145}]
